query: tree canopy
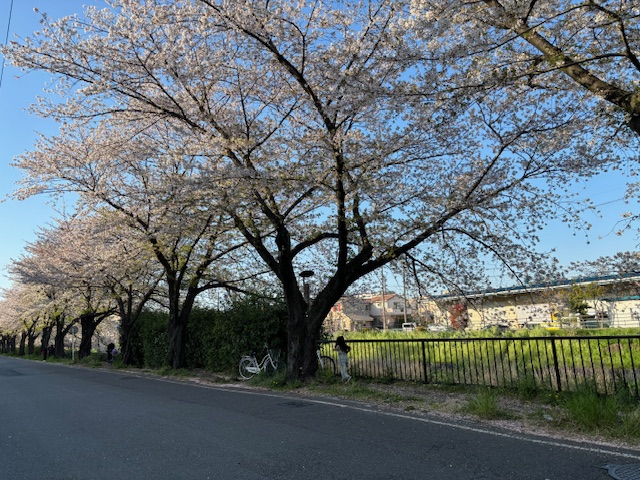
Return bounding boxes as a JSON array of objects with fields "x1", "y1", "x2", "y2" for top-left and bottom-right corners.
[{"x1": 3, "y1": 0, "x2": 637, "y2": 378}]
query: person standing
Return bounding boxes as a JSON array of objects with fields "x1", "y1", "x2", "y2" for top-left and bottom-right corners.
[
  {"x1": 107, "y1": 342, "x2": 115, "y2": 364},
  {"x1": 334, "y1": 336, "x2": 352, "y2": 381}
]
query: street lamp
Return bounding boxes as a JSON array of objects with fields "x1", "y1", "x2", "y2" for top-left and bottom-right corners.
[{"x1": 300, "y1": 270, "x2": 315, "y2": 305}]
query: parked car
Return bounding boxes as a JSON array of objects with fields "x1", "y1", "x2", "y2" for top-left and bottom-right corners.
[
  {"x1": 402, "y1": 322, "x2": 417, "y2": 332},
  {"x1": 426, "y1": 324, "x2": 449, "y2": 332}
]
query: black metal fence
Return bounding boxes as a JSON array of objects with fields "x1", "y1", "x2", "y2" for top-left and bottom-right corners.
[{"x1": 321, "y1": 335, "x2": 640, "y2": 396}]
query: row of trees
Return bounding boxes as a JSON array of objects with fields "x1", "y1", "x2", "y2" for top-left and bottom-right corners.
[{"x1": 1, "y1": 0, "x2": 639, "y2": 380}]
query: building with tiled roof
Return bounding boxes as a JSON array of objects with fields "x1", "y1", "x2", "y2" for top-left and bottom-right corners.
[{"x1": 324, "y1": 293, "x2": 414, "y2": 332}]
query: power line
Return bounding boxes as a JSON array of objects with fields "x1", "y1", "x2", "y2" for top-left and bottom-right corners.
[{"x1": 0, "y1": 0, "x2": 15, "y2": 89}]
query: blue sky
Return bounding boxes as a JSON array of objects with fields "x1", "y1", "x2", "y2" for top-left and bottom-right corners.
[
  {"x1": 0, "y1": 1, "x2": 638, "y2": 293},
  {"x1": 0, "y1": 1, "x2": 102, "y2": 292}
]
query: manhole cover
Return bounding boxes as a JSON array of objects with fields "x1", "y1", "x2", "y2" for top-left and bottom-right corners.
[{"x1": 602, "y1": 464, "x2": 640, "y2": 480}]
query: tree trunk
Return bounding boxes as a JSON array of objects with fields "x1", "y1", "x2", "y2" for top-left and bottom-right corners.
[
  {"x1": 285, "y1": 306, "x2": 307, "y2": 381},
  {"x1": 116, "y1": 286, "x2": 153, "y2": 366},
  {"x1": 280, "y1": 270, "x2": 309, "y2": 381},
  {"x1": 120, "y1": 320, "x2": 134, "y2": 365},
  {"x1": 298, "y1": 274, "x2": 357, "y2": 380},
  {"x1": 167, "y1": 289, "x2": 197, "y2": 369},
  {"x1": 302, "y1": 312, "x2": 325, "y2": 378},
  {"x1": 168, "y1": 319, "x2": 186, "y2": 369},
  {"x1": 53, "y1": 316, "x2": 69, "y2": 358},
  {"x1": 19, "y1": 332, "x2": 27, "y2": 356},
  {"x1": 27, "y1": 333, "x2": 37, "y2": 355},
  {"x1": 117, "y1": 291, "x2": 135, "y2": 365},
  {"x1": 78, "y1": 315, "x2": 96, "y2": 358},
  {"x1": 78, "y1": 314, "x2": 99, "y2": 358},
  {"x1": 53, "y1": 328, "x2": 66, "y2": 358},
  {"x1": 41, "y1": 326, "x2": 53, "y2": 357},
  {"x1": 279, "y1": 263, "x2": 356, "y2": 381}
]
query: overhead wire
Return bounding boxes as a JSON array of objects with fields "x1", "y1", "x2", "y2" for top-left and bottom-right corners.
[{"x1": 0, "y1": 0, "x2": 15, "y2": 89}]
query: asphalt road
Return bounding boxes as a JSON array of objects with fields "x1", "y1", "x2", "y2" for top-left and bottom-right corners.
[{"x1": 1, "y1": 356, "x2": 638, "y2": 480}]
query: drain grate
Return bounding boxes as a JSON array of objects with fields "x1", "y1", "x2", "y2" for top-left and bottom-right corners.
[{"x1": 602, "y1": 464, "x2": 640, "y2": 480}]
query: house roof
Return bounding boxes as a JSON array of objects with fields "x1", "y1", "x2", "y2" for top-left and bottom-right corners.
[
  {"x1": 435, "y1": 272, "x2": 640, "y2": 301},
  {"x1": 344, "y1": 313, "x2": 374, "y2": 322},
  {"x1": 367, "y1": 294, "x2": 402, "y2": 303}
]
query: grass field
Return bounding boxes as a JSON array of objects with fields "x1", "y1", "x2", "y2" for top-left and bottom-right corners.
[{"x1": 320, "y1": 327, "x2": 640, "y2": 397}]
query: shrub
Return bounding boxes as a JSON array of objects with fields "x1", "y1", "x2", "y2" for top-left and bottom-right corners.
[
  {"x1": 466, "y1": 388, "x2": 502, "y2": 419},
  {"x1": 194, "y1": 297, "x2": 288, "y2": 372},
  {"x1": 514, "y1": 372, "x2": 540, "y2": 400},
  {"x1": 135, "y1": 310, "x2": 169, "y2": 369},
  {"x1": 128, "y1": 296, "x2": 287, "y2": 372},
  {"x1": 562, "y1": 385, "x2": 619, "y2": 431},
  {"x1": 618, "y1": 406, "x2": 640, "y2": 439}
]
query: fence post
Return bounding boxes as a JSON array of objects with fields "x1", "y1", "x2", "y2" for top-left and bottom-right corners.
[
  {"x1": 551, "y1": 338, "x2": 562, "y2": 392},
  {"x1": 421, "y1": 340, "x2": 428, "y2": 384}
]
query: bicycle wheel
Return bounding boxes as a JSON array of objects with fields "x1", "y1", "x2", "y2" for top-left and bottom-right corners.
[
  {"x1": 239, "y1": 357, "x2": 257, "y2": 380},
  {"x1": 264, "y1": 356, "x2": 278, "y2": 376},
  {"x1": 264, "y1": 349, "x2": 280, "y2": 376},
  {"x1": 318, "y1": 355, "x2": 337, "y2": 376}
]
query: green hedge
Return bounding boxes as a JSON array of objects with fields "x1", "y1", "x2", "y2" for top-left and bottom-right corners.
[
  {"x1": 129, "y1": 297, "x2": 288, "y2": 371},
  {"x1": 129, "y1": 310, "x2": 169, "y2": 369},
  {"x1": 189, "y1": 298, "x2": 287, "y2": 371}
]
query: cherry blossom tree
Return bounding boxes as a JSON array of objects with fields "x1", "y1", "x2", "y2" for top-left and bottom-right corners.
[
  {"x1": 568, "y1": 251, "x2": 640, "y2": 277},
  {"x1": 13, "y1": 116, "x2": 265, "y2": 368},
  {"x1": 93, "y1": 217, "x2": 164, "y2": 365},
  {"x1": 10, "y1": 286, "x2": 53, "y2": 355},
  {"x1": 410, "y1": 1, "x2": 640, "y2": 134},
  {"x1": 9, "y1": 217, "x2": 119, "y2": 358},
  {"x1": 4, "y1": 0, "x2": 621, "y2": 379},
  {"x1": 0, "y1": 288, "x2": 28, "y2": 354},
  {"x1": 1, "y1": 282, "x2": 63, "y2": 356},
  {"x1": 410, "y1": 0, "x2": 640, "y2": 238},
  {"x1": 43, "y1": 213, "x2": 166, "y2": 361}
]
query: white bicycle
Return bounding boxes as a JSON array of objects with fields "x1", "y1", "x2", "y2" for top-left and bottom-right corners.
[{"x1": 239, "y1": 346, "x2": 280, "y2": 380}]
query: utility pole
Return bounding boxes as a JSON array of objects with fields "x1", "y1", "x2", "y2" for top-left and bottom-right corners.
[
  {"x1": 381, "y1": 267, "x2": 387, "y2": 330},
  {"x1": 402, "y1": 261, "x2": 408, "y2": 323}
]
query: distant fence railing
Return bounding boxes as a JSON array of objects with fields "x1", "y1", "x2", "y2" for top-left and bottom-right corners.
[{"x1": 320, "y1": 335, "x2": 640, "y2": 397}]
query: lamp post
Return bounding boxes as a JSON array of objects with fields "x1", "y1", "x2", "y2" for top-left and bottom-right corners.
[{"x1": 300, "y1": 270, "x2": 315, "y2": 307}]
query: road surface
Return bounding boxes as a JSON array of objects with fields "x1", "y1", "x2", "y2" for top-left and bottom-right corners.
[{"x1": 1, "y1": 356, "x2": 638, "y2": 479}]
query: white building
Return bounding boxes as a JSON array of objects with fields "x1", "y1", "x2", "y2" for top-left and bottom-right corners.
[{"x1": 433, "y1": 274, "x2": 640, "y2": 330}]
